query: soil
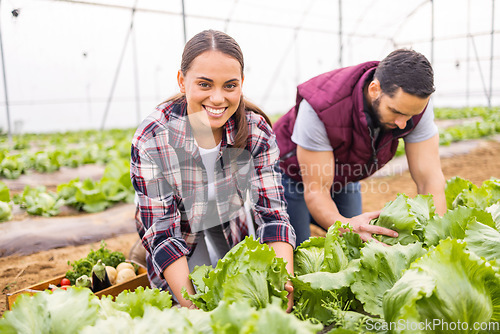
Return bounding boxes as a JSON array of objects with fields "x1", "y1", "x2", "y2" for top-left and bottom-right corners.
[{"x1": 1, "y1": 139, "x2": 500, "y2": 317}]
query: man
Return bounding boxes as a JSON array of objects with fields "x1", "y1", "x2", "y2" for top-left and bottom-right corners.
[{"x1": 274, "y1": 49, "x2": 446, "y2": 245}]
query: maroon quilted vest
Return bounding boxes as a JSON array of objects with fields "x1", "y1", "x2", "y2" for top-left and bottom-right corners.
[{"x1": 274, "y1": 61, "x2": 424, "y2": 191}]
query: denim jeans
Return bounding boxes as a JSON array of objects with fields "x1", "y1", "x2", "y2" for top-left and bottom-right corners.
[{"x1": 281, "y1": 173, "x2": 362, "y2": 246}]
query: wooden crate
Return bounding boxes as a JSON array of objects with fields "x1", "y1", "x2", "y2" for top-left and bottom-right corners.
[{"x1": 6, "y1": 266, "x2": 149, "y2": 310}]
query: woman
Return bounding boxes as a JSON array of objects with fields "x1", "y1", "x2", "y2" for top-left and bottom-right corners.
[{"x1": 130, "y1": 30, "x2": 295, "y2": 310}]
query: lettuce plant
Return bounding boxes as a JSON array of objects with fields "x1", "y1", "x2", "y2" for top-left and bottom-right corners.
[
  {"x1": 350, "y1": 242, "x2": 427, "y2": 316},
  {"x1": 383, "y1": 239, "x2": 500, "y2": 333},
  {"x1": 0, "y1": 181, "x2": 10, "y2": 202},
  {"x1": 0, "y1": 201, "x2": 12, "y2": 222},
  {"x1": 13, "y1": 185, "x2": 64, "y2": 217},
  {"x1": 446, "y1": 176, "x2": 500, "y2": 210},
  {"x1": 184, "y1": 236, "x2": 289, "y2": 311},
  {"x1": 372, "y1": 193, "x2": 435, "y2": 245}
]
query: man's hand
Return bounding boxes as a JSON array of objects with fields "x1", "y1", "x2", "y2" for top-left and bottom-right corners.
[
  {"x1": 343, "y1": 210, "x2": 398, "y2": 242},
  {"x1": 405, "y1": 134, "x2": 447, "y2": 216}
]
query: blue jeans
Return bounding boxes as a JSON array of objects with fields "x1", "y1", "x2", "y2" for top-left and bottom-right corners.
[{"x1": 281, "y1": 173, "x2": 362, "y2": 246}]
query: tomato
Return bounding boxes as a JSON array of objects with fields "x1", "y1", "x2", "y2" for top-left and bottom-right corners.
[
  {"x1": 60, "y1": 278, "x2": 71, "y2": 286},
  {"x1": 60, "y1": 286, "x2": 69, "y2": 290}
]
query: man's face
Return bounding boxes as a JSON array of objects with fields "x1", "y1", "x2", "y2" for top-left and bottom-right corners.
[{"x1": 369, "y1": 82, "x2": 430, "y2": 131}]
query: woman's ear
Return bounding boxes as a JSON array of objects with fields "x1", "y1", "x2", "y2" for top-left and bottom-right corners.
[{"x1": 177, "y1": 70, "x2": 185, "y2": 93}]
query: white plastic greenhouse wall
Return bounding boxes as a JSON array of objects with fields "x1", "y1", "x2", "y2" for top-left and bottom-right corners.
[{"x1": 0, "y1": 0, "x2": 498, "y2": 134}]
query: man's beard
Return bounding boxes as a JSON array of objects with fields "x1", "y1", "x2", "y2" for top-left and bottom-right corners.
[
  {"x1": 370, "y1": 96, "x2": 383, "y2": 129},
  {"x1": 371, "y1": 96, "x2": 396, "y2": 132}
]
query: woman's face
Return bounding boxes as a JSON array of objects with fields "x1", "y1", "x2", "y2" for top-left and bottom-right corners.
[{"x1": 178, "y1": 50, "x2": 244, "y2": 139}]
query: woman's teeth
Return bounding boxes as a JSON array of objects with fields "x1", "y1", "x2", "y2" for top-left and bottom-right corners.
[{"x1": 205, "y1": 106, "x2": 225, "y2": 115}]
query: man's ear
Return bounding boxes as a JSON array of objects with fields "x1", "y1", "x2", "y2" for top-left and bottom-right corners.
[
  {"x1": 177, "y1": 70, "x2": 185, "y2": 93},
  {"x1": 368, "y1": 79, "x2": 381, "y2": 100}
]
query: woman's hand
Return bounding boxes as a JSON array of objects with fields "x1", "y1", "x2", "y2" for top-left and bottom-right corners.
[
  {"x1": 267, "y1": 241, "x2": 295, "y2": 313},
  {"x1": 284, "y1": 280, "x2": 294, "y2": 313}
]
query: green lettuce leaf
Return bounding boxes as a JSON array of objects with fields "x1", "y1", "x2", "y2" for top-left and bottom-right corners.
[
  {"x1": 0, "y1": 155, "x2": 26, "y2": 179},
  {"x1": 450, "y1": 177, "x2": 500, "y2": 210},
  {"x1": 486, "y1": 203, "x2": 500, "y2": 231},
  {"x1": 383, "y1": 239, "x2": 500, "y2": 333},
  {"x1": 372, "y1": 194, "x2": 435, "y2": 245},
  {"x1": 0, "y1": 181, "x2": 10, "y2": 202},
  {"x1": 12, "y1": 185, "x2": 63, "y2": 217},
  {"x1": 211, "y1": 298, "x2": 322, "y2": 334},
  {"x1": 324, "y1": 309, "x2": 387, "y2": 333},
  {"x1": 464, "y1": 219, "x2": 500, "y2": 261},
  {"x1": 81, "y1": 305, "x2": 212, "y2": 334},
  {"x1": 324, "y1": 222, "x2": 349, "y2": 273},
  {"x1": 482, "y1": 178, "x2": 500, "y2": 204},
  {"x1": 294, "y1": 223, "x2": 362, "y2": 277},
  {"x1": 294, "y1": 237, "x2": 325, "y2": 276},
  {"x1": 185, "y1": 236, "x2": 289, "y2": 311},
  {"x1": 296, "y1": 259, "x2": 360, "y2": 292},
  {"x1": 292, "y1": 260, "x2": 360, "y2": 325},
  {"x1": 26, "y1": 192, "x2": 64, "y2": 217},
  {"x1": 57, "y1": 178, "x2": 82, "y2": 207},
  {"x1": 222, "y1": 270, "x2": 271, "y2": 309},
  {"x1": 0, "y1": 288, "x2": 100, "y2": 333},
  {"x1": 424, "y1": 206, "x2": 495, "y2": 246},
  {"x1": 342, "y1": 231, "x2": 365, "y2": 261},
  {"x1": 75, "y1": 179, "x2": 111, "y2": 213},
  {"x1": 113, "y1": 286, "x2": 172, "y2": 318},
  {"x1": 351, "y1": 242, "x2": 427, "y2": 317},
  {"x1": 0, "y1": 201, "x2": 12, "y2": 222},
  {"x1": 445, "y1": 176, "x2": 475, "y2": 209}
]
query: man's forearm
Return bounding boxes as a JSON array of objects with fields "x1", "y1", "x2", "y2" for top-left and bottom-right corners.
[
  {"x1": 304, "y1": 190, "x2": 344, "y2": 230},
  {"x1": 417, "y1": 179, "x2": 447, "y2": 215}
]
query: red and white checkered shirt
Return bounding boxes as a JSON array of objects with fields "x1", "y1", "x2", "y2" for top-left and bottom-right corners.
[{"x1": 131, "y1": 99, "x2": 295, "y2": 289}]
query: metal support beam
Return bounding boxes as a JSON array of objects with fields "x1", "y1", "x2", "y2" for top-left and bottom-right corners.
[
  {"x1": 470, "y1": 36, "x2": 491, "y2": 106},
  {"x1": 466, "y1": 0, "x2": 471, "y2": 106},
  {"x1": 100, "y1": 6, "x2": 136, "y2": 131},
  {"x1": 132, "y1": 27, "x2": 141, "y2": 125},
  {"x1": 0, "y1": 0, "x2": 12, "y2": 144},
  {"x1": 430, "y1": 0, "x2": 434, "y2": 65},
  {"x1": 488, "y1": 0, "x2": 495, "y2": 107},
  {"x1": 181, "y1": 0, "x2": 187, "y2": 43},
  {"x1": 338, "y1": 0, "x2": 343, "y2": 67}
]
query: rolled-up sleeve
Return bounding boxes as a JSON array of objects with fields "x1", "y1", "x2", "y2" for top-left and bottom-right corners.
[
  {"x1": 251, "y1": 119, "x2": 296, "y2": 248},
  {"x1": 130, "y1": 137, "x2": 190, "y2": 277}
]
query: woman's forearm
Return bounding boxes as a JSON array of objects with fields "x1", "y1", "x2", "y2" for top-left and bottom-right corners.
[
  {"x1": 162, "y1": 256, "x2": 196, "y2": 307},
  {"x1": 267, "y1": 241, "x2": 294, "y2": 275}
]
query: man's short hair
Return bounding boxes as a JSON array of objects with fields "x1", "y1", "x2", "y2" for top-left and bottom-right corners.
[{"x1": 374, "y1": 49, "x2": 435, "y2": 98}]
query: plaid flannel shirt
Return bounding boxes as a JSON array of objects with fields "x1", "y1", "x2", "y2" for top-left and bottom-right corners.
[{"x1": 131, "y1": 99, "x2": 295, "y2": 289}]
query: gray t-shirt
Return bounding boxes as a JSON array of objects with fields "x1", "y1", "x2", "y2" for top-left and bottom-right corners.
[{"x1": 291, "y1": 99, "x2": 438, "y2": 151}]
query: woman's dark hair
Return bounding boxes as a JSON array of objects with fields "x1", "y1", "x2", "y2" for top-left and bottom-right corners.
[
  {"x1": 165, "y1": 29, "x2": 270, "y2": 149},
  {"x1": 374, "y1": 49, "x2": 435, "y2": 98}
]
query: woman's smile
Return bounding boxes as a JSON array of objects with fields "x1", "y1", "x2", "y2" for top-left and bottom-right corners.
[{"x1": 204, "y1": 105, "x2": 227, "y2": 117}]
